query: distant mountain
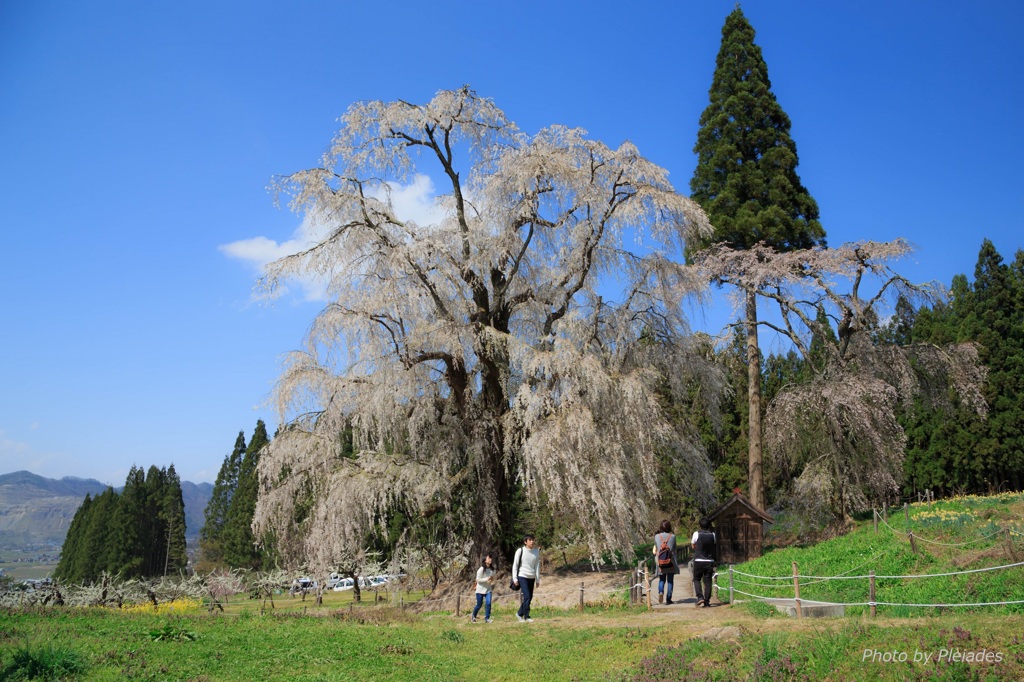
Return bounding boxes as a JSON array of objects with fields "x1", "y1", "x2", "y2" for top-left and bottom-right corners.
[{"x1": 0, "y1": 470, "x2": 212, "y2": 551}]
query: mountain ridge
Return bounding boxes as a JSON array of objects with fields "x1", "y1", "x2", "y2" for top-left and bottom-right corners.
[{"x1": 0, "y1": 470, "x2": 212, "y2": 550}]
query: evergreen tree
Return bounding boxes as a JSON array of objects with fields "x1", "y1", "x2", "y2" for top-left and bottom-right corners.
[
  {"x1": 198, "y1": 431, "x2": 246, "y2": 569},
  {"x1": 223, "y1": 420, "x2": 269, "y2": 569},
  {"x1": 162, "y1": 464, "x2": 188, "y2": 575},
  {"x1": 690, "y1": 6, "x2": 825, "y2": 509},
  {"x1": 902, "y1": 240, "x2": 1024, "y2": 495},
  {"x1": 76, "y1": 486, "x2": 119, "y2": 582},
  {"x1": 143, "y1": 465, "x2": 168, "y2": 577},
  {"x1": 111, "y1": 466, "x2": 148, "y2": 578},
  {"x1": 54, "y1": 493, "x2": 92, "y2": 583}
]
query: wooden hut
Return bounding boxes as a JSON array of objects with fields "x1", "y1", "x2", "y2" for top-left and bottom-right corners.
[{"x1": 707, "y1": 491, "x2": 773, "y2": 564}]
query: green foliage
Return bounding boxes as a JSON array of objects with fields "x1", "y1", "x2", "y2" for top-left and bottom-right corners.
[
  {"x1": 199, "y1": 431, "x2": 246, "y2": 569},
  {"x1": 223, "y1": 420, "x2": 270, "y2": 569},
  {"x1": 55, "y1": 463, "x2": 187, "y2": 584},
  {"x1": 200, "y1": 422, "x2": 275, "y2": 571},
  {"x1": 439, "y1": 629, "x2": 464, "y2": 644},
  {"x1": 689, "y1": 7, "x2": 824, "y2": 254},
  {"x1": 0, "y1": 643, "x2": 87, "y2": 681},
  {"x1": 148, "y1": 623, "x2": 197, "y2": 642},
  {"x1": 898, "y1": 240, "x2": 1024, "y2": 497}
]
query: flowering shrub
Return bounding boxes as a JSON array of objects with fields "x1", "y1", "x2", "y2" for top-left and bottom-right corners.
[{"x1": 119, "y1": 597, "x2": 202, "y2": 615}]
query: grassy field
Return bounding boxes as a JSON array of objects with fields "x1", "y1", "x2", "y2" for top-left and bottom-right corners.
[
  {"x1": 2, "y1": 602, "x2": 1022, "y2": 680},
  {"x1": 2, "y1": 493, "x2": 1023, "y2": 680}
]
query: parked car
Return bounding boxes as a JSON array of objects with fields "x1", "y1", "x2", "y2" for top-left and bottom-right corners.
[{"x1": 332, "y1": 578, "x2": 355, "y2": 592}]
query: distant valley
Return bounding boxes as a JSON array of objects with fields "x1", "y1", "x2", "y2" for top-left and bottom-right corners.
[{"x1": 0, "y1": 470, "x2": 212, "y2": 551}]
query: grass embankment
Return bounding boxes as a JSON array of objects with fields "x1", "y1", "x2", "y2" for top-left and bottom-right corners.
[{"x1": 727, "y1": 492, "x2": 1024, "y2": 618}]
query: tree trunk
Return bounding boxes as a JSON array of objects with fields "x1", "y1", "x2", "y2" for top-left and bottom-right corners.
[{"x1": 746, "y1": 289, "x2": 764, "y2": 510}]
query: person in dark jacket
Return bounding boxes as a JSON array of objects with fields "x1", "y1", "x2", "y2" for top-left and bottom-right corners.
[{"x1": 691, "y1": 516, "x2": 716, "y2": 608}]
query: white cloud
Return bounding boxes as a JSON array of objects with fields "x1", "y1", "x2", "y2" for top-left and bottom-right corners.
[
  {"x1": 370, "y1": 173, "x2": 447, "y2": 227},
  {"x1": 221, "y1": 174, "x2": 445, "y2": 302},
  {"x1": 0, "y1": 431, "x2": 94, "y2": 481}
]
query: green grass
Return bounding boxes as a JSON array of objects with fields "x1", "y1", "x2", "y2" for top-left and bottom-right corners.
[
  {"x1": 725, "y1": 492, "x2": 1024, "y2": 617},
  {"x1": 3, "y1": 605, "x2": 1024, "y2": 681},
  {"x1": 3, "y1": 493, "x2": 1024, "y2": 680}
]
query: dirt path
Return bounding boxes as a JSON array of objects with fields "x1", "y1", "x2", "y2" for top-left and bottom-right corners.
[{"x1": 422, "y1": 568, "x2": 730, "y2": 624}]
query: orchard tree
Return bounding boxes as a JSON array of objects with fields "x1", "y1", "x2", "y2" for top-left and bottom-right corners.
[
  {"x1": 696, "y1": 240, "x2": 986, "y2": 522},
  {"x1": 689, "y1": 7, "x2": 825, "y2": 510},
  {"x1": 253, "y1": 87, "x2": 722, "y2": 573}
]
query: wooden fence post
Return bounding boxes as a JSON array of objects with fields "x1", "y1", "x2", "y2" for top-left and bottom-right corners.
[
  {"x1": 869, "y1": 570, "x2": 876, "y2": 618},
  {"x1": 728, "y1": 566, "x2": 734, "y2": 605},
  {"x1": 644, "y1": 566, "x2": 651, "y2": 610},
  {"x1": 904, "y1": 503, "x2": 909, "y2": 524},
  {"x1": 579, "y1": 582, "x2": 585, "y2": 612},
  {"x1": 455, "y1": 594, "x2": 461, "y2": 617},
  {"x1": 873, "y1": 508, "x2": 878, "y2": 534},
  {"x1": 1006, "y1": 528, "x2": 1018, "y2": 562},
  {"x1": 883, "y1": 501, "x2": 888, "y2": 522},
  {"x1": 792, "y1": 562, "x2": 802, "y2": 619},
  {"x1": 908, "y1": 530, "x2": 918, "y2": 555}
]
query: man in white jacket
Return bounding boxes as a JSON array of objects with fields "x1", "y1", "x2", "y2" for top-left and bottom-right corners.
[{"x1": 512, "y1": 534, "x2": 541, "y2": 622}]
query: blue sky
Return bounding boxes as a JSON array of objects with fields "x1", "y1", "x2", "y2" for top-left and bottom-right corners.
[{"x1": 1, "y1": 1, "x2": 1021, "y2": 486}]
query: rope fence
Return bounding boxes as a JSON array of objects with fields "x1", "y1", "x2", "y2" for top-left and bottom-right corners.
[{"x1": 722, "y1": 557, "x2": 1024, "y2": 616}]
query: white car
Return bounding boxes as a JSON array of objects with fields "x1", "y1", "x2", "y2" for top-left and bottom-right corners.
[{"x1": 332, "y1": 578, "x2": 355, "y2": 592}]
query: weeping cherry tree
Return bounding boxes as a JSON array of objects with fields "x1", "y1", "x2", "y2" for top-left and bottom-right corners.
[
  {"x1": 252, "y1": 87, "x2": 722, "y2": 573},
  {"x1": 697, "y1": 239, "x2": 987, "y2": 522}
]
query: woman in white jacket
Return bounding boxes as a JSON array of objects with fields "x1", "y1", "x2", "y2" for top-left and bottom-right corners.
[{"x1": 471, "y1": 554, "x2": 495, "y2": 623}]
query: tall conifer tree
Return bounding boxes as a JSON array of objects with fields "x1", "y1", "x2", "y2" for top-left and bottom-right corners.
[
  {"x1": 78, "y1": 486, "x2": 119, "y2": 581},
  {"x1": 690, "y1": 6, "x2": 825, "y2": 509},
  {"x1": 111, "y1": 466, "x2": 148, "y2": 577},
  {"x1": 162, "y1": 464, "x2": 188, "y2": 575},
  {"x1": 54, "y1": 493, "x2": 93, "y2": 583},
  {"x1": 223, "y1": 420, "x2": 269, "y2": 569},
  {"x1": 199, "y1": 431, "x2": 246, "y2": 568}
]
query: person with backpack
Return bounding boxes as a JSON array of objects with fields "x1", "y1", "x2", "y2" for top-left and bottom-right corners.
[
  {"x1": 652, "y1": 519, "x2": 679, "y2": 605},
  {"x1": 691, "y1": 516, "x2": 717, "y2": 608},
  {"x1": 511, "y1": 534, "x2": 541, "y2": 622}
]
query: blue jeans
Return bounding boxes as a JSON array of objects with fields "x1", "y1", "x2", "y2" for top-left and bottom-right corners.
[
  {"x1": 517, "y1": 577, "x2": 535, "y2": 618},
  {"x1": 658, "y1": 573, "x2": 675, "y2": 602},
  {"x1": 472, "y1": 591, "x2": 491, "y2": 619}
]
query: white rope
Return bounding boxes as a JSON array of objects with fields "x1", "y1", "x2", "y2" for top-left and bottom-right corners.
[
  {"x1": 873, "y1": 560, "x2": 1024, "y2": 579},
  {"x1": 731, "y1": 587, "x2": 1024, "y2": 609},
  {"x1": 732, "y1": 559, "x2": 1024, "y2": 582}
]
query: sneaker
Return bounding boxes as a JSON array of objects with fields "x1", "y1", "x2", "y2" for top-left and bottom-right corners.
[
  {"x1": 471, "y1": 617, "x2": 477, "y2": 623},
  {"x1": 665, "y1": 599, "x2": 673, "y2": 605},
  {"x1": 658, "y1": 592, "x2": 663, "y2": 604},
  {"x1": 485, "y1": 618, "x2": 493, "y2": 623},
  {"x1": 517, "y1": 614, "x2": 525, "y2": 622},
  {"x1": 695, "y1": 601, "x2": 704, "y2": 608},
  {"x1": 525, "y1": 617, "x2": 534, "y2": 622}
]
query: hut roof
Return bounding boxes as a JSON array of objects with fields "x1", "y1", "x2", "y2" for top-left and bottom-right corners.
[{"x1": 707, "y1": 491, "x2": 774, "y2": 524}]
